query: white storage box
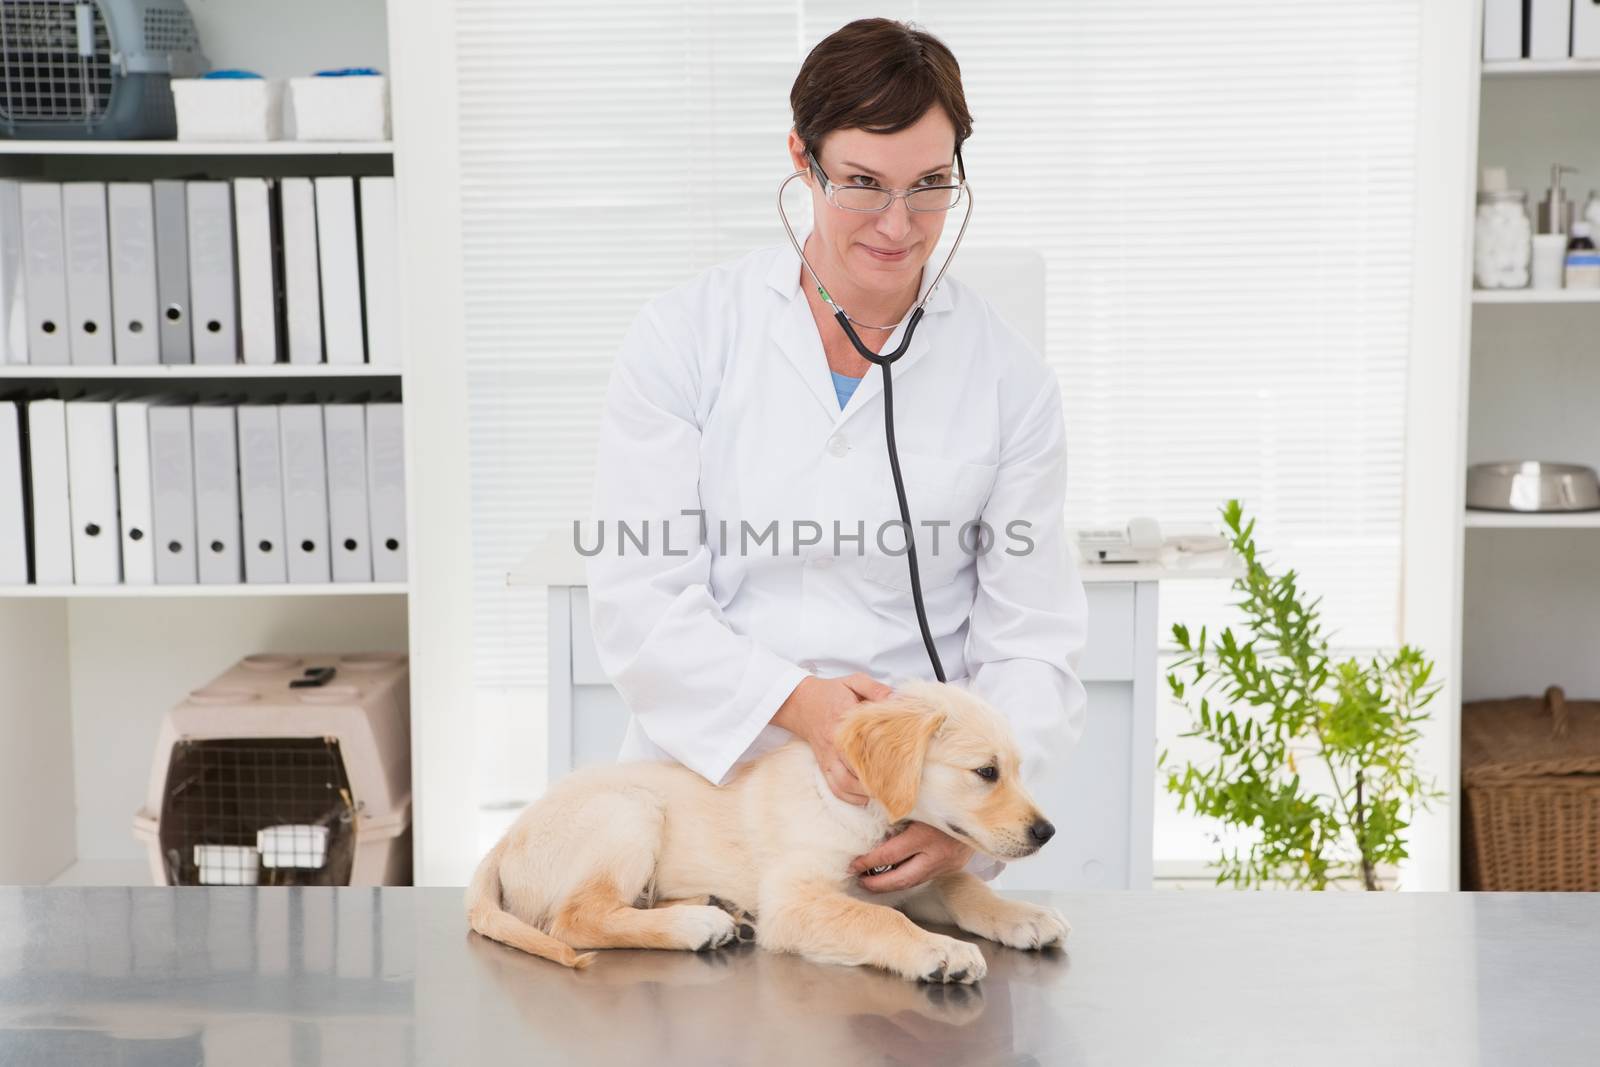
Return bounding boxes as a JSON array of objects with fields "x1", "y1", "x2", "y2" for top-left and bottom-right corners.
[
  {"x1": 132, "y1": 652, "x2": 411, "y2": 886},
  {"x1": 194, "y1": 844, "x2": 260, "y2": 885},
  {"x1": 287, "y1": 74, "x2": 390, "y2": 141},
  {"x1": 258, "y1": 824, "x2": 329, "y2": 869},
  {"x1": 171, "y1": 78, "x2": 283, "y2": 142}
]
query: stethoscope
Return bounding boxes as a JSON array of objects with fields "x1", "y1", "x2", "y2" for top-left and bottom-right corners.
[{"x1": 776, "y1": 163, "x2": 975, "y2": 683}]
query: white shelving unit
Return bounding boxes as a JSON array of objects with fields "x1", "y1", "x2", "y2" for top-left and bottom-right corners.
[
  {"x1": 1471, "y1": 288, "x2": 1600, "y2": 302},
  {"x1": 0, "y1": 365, "x2": 399, "y2": 378},
  {"x1": 1481, "y1": 58, "x2": 1600, "y2": 77},
  {"x1": 0, "y1": 584, "x2": 409, "y2": 600},
  {"x1": 1464, "y1": 48, "x2": 1600, "y2": 687},
  {"x1": 1463, "y1": 510, "x2": 1600, "y2": 529},
  {"x1": 1395, "y1": 8, "x2": 1600, "y2": 890},
  {"x1": 0, "y1": 0, "x2": 427, "y2": 887},
  {"x1": 1404, "y1": 25, "x2": 1600, "y2": 892},
  {"x1": 0, "y1": 141, "x2": 394, "y2": 156}
]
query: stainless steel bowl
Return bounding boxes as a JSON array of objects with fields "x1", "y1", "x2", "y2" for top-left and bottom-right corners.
[{"x1": 1466, "y1": 461, "x2": 1600, "y2": 512}]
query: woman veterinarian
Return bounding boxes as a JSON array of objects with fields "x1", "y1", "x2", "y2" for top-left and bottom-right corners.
[{"x1": 586, "y1": 18, "x2": 1089, "y2": 891}]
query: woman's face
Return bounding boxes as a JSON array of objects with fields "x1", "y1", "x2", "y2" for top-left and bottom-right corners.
[{"x1": 786, "y1": 107, "x2": 959, "y2": 298}]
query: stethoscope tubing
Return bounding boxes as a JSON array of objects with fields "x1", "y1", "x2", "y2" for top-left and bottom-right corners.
[
  {"x1": 876, "y1": 329, "x2": 945, "y2": 681},
  {"x1": 776, "y1": 169, "x2": 975, "y2": 347},
  {"x1": 776, "y1": 173, "x2": 976, "y2": 682}
]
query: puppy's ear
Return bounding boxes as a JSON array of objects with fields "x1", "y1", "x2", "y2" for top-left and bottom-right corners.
[{"x1": 838, "y1": 698, "x2": 946, "y2": 821}]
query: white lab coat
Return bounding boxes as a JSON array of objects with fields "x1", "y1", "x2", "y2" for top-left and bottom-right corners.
[{"x1": 585, "y1": 224, "x2": 1089, "y2": 804}]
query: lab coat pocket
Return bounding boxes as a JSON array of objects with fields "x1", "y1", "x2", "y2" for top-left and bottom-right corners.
[{"x1": 862, "y1": 450, "x2": 998, "y2": 594}]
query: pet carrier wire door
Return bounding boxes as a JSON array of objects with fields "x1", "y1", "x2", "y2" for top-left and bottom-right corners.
[
  {"x1": 0, "y1": 0, "x2": 208, "y2": 139},
  {"x1": 132, "y1": 652, "x2": 412, "y2": 886}
]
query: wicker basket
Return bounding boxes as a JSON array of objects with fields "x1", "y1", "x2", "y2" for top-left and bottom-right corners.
[{"x1": 1461, "y1": 686, "x2": 1600, "y2": 891}]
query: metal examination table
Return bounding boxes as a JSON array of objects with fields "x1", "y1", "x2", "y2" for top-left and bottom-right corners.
[{"x1": 2, "y1": 887, "x2": 1597, "y2": 1065}]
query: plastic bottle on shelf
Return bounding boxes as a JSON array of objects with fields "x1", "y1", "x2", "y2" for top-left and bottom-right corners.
[
  {"x1": 1584, "y1": 190, "x2": 1600, "y2": 233},
  {"x1": 1474, "y1": 167, "x2": 1530, "y2": 289},
  {"x1": 1532, "y1": 233, "x2": 1569, "y2": 290},
  {"x1": 1531, "y1": 163, "x2": 1579, "y2": 290},
  {"x1": 1537, "y1": 164, "x2": 1578, "y2": 236},
  {"x1": 1565, "y1": 222, "x2": 1600, "y2": 289}
]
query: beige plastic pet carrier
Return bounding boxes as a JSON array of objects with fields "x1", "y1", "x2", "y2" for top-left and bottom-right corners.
[{"x1": 132, "y1": 652, "x2": 411, "y2": 886}]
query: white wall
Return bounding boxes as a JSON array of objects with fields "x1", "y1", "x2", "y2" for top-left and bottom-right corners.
[
  {"x1": 1478, "y1": 75, "x2": 1600, "y2": 211},
  {"x1": 0, "y1": 602, "x2": 73, "y2": 883},
  {"x1": 185, "y1": 0, "x2": 389, "y2": 79}
]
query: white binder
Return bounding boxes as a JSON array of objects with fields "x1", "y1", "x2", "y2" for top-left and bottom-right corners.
[
  {"x1": 323, "y1": 403, "x2": 372, "y2": 582},
  {"x1": 152, "y1": 180, "x2": 192, "y2": 364},
  {"x1": 279, "y1": 402, "x2": 331, "y2": 583},
  {"x1": 0, "y1": 181, "x2": 27, "y2": 364},
  {"x1": 193, "y1": 401, "x2": 242, "y2": 584},
  {"x1": 238, "y1": 402, "x2": 288, "y2": 583},
  {"x1": 1530, "y1": 0, "x2": 1572, "y2": 60},
  {"x1": 114, "y1": 396, "x2": 156, "y2": 585},
  {"x1": 149, "y1": 400, "x2": 198, "y2": 584},
  {"x1": 281, "y1": 178, "x2": 323, "y2": 364},
  {"x1": 233, "y1": 178, "x2": 280, "y2": 365},
  {"x1": 1576, "y1": 0, "x2": 1600, "y2": 57},
  {"x1": 107, "y1": 182, "x2": 160, "y2": 365},
  {"x1": 65, "y1": 396, "x2": 121, "y2": 583},
  {"x1": 20, "y1": 183, "x2": 69, "y2": 366},
  {"x1": 26, "y1": 397, "x2": 73, "y2": 584},
  {"x1": 62, "y1": 182, "x2": 113, "y2": 365},
  {"x1": 186, "y1": 181, "x2": 238, "y2": 365},
  {"x1": 0, "y1": 401, "x2": 26, "y2": 583},
  {"x1": 358, "y1": 177, "x2": 400, "y2": 368},
  {"x1": 1483, "y1": 0, "x2": 1523, "y2": 60},
  {"x1": 365, "y1": 401, "x2": 407, "y2": 583},
  {"x1": 314, "y1": 177, "x2": 364, "y2": 364}
]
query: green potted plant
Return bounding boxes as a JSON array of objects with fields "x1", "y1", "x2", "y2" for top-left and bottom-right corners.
[{"x1": 1159, "y1": 500, "x2": 1444, "y2": 890}]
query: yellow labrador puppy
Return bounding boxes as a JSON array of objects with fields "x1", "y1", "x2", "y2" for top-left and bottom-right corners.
[{"x1": 464, "y1": 680, "x2": 1068, "y2": 983}]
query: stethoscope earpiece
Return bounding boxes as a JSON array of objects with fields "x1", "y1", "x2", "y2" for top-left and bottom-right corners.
[{"x1": 776, "y1": 170, "x2": 974, "y2": 364}]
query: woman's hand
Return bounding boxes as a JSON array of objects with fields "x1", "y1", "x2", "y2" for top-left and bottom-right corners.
[
  {"x1": 772, "y1": 671, "x2": 893, "y2": 805},
  {"x1": 850, "y1": 822, "x2": 974, "y2": 893}
]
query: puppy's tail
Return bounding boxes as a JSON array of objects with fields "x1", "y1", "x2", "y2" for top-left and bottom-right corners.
[{"x1": 464, "y1": 838, "x2": 597, "y2": 970}]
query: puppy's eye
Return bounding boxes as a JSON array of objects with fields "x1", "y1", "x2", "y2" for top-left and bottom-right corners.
[{"x1": 974, "y1": 765, "x2": 998, "y2": 782}]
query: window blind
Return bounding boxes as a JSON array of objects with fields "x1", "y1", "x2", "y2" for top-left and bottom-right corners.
[{"x1": 453, "y1": 0, "x2": 1421, "y2": 858}]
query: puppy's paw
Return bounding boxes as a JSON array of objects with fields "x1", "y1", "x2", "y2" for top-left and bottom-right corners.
[
  {"x1": 903, "y1": 934, "x2": 987, "y2": 985},
  {"x1": 982, "y1": 902, "x2": 1070, "y2": 950},
  {"x1": 678, "y1": 906, "x2": 739, "y2": 951},
  {"x1": 706, "y1": 895, "x2": 758, "y2": 942}
]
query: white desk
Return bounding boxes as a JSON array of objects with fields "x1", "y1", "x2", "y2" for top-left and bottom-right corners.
[{"x1": 510, "y1": 535, "x2": 1237, "y2": 891}]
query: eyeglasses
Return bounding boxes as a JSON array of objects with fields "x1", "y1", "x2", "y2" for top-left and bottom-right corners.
[{"x1": 806, "y1": 148, "x2": 967, "y2": 214}]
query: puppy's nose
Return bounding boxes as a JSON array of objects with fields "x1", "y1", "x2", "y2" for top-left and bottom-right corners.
[{"x1": 1029, "y1": 819, "x2": 1056, "y2": 845}]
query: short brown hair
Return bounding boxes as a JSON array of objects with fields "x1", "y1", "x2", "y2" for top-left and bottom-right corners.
[{"x1": 790, "y1": 19, "x2": 973, "y2": 163}]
